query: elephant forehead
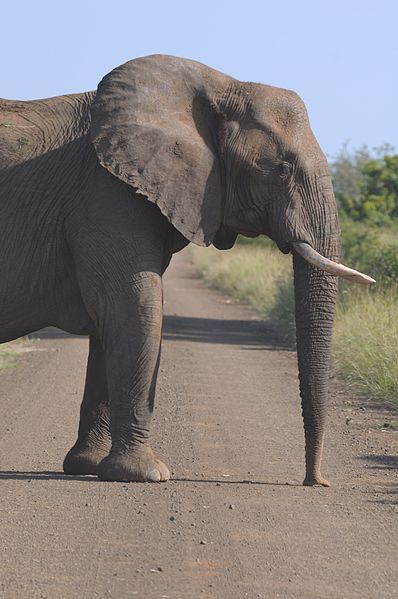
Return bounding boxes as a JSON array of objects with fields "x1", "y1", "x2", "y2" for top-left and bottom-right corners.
[{"x1": 250, "y1": 85, "x2": 309, "y2": 132}]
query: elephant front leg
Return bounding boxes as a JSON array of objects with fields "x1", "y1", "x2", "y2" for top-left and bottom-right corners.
[
  {"x1": 97, "y1": 272, "x2": 170, "y2": 483},
  {"x1": 63, "y1": 336, "x2": 111, "y2": 475}
]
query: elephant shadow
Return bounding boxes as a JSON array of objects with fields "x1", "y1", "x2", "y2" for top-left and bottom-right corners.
[
  {"x1": 162, "y1": 315, "x2": 294, "y2": 350},
  {"x1": 30, "y1": 315, "x2": 295, "y2": 351},
  {"x1": 0, "y1": 470, "x2": 301, "y2": 486}
]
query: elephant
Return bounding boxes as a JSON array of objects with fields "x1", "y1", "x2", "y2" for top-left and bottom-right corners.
[{"x1": 0, "y1": 55, "x2": 374, "y2": 485}]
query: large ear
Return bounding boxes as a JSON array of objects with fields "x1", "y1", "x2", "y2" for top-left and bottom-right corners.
[{"x1": 90, "y1": 54, "x2": 234, "y2": 246}]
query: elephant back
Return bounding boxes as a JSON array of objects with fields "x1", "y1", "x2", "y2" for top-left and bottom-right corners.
[{"x1": 0, "y1": 94, "x2": 93, "y2": 171}]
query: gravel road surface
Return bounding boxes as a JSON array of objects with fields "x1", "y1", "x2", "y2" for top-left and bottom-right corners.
[{"x1": 0, "y1": 249, "x2": 397, "y2": 598}]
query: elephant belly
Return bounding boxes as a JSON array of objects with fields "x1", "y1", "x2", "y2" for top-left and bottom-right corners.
[{"x1": 0, "y1": 270, "x2": 94, "y2": 344}]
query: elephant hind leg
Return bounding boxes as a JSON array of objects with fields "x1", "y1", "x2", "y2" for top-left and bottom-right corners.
[{"x1": 63, "y1": 335, "x2": 111, "y2": 475}]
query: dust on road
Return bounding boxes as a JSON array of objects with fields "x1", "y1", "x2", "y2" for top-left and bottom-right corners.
[{"x1": 0, "y1": 249, "x2": 397, "y2": 598}]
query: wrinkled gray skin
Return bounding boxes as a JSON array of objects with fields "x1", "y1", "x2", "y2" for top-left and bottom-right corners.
[{"x1": 0, "y1": 55, "x2": 340, "y2": 485}]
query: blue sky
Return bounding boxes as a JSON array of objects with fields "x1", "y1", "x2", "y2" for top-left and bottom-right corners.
[{"x1": 1, "y1": 0, "x2": 396, "y2": 158}]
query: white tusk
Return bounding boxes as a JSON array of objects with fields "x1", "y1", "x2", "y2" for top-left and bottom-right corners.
[{"x1": 292, "y1": 242, "x2": 376, "y2": 285}]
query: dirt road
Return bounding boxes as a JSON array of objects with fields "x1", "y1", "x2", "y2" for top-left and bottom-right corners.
[{"x1": 0, "y1": 250, "x2": 397, "y2": 599}]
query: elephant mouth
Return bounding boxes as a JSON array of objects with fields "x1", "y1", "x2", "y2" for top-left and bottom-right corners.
[
  {"x1": 277, "y1": 241, "x2": 292, "y2": 255},
  {"x1": 292, "y1": 242, "x2": 376, "y2": 285}
]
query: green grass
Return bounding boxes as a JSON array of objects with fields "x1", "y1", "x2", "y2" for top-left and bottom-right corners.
[
  {"x1": 189, "y1": 244, "x2": 398, "y2": 407},
  {"x1": 333, "y1": 289, "x2": 398, "y2": 404},
  {"x1": 0, "y1": 339, "x2": 33, "y2": 371},
  {"x1": 0, "y1": 343, "x2": 20, "y2": 370}
]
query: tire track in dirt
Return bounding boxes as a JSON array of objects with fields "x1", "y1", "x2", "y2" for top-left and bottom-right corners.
[{"x1": 0, "y1": 248, "x2": 397, "y2": 598}]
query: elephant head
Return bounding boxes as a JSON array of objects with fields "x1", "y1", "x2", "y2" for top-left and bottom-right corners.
[{"x1": 91, "y1": 55, "x2": 374, "y2": 485}]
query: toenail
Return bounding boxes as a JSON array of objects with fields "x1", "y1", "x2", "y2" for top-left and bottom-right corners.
[{"x1": 147, "y1": 469, "x2": 161, "y2": 482}]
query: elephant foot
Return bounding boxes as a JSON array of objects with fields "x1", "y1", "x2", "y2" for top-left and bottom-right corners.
[
  {"x1": 97, "y1": 445, "x2": 170, "y2": 483},
  {"x1": 63, "y1": 445, "x2": 109, "y2": 476},
  {"x1": 303, "y1": 473, "x2": 331, "y2": 487}
]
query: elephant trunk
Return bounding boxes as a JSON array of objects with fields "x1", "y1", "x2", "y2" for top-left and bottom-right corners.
[
  {"x1": 291, "y1": 176, "x2": 342, "y2": 486},
  {"x1": 293, "y1": 252, "x2": 337, "y2": 486},
  {"x1": 290, "y1": 167, "x2": 375, "y2": 484}
]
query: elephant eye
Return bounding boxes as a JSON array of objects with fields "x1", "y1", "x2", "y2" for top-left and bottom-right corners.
[{"x1": 278, "y1": 162, "x2": 291, "y2": 178}]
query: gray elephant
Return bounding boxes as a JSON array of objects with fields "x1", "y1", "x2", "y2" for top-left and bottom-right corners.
[{"x1": 0, "y1": 55, "x2": 373, "y2": 485}]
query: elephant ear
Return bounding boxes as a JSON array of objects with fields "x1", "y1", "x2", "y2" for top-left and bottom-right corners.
[{"x1": 90, "y1": 54, "x2": 234, "y2": 246}]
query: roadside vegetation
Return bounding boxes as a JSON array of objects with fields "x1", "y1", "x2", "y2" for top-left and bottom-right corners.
[
  {"x1": 0, "y1": 339, "x2": 32, "y2": 370},
  {"x1": 190, "y1": 244, "x2": 295, "y2": 338},
  {"x1": 190, "y1": 145, "x2": 398, "y2": 406}
]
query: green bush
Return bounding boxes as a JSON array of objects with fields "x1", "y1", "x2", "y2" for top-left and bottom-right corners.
[
  {"x1": 332, "y1": 145, "x2": 398, "y2": 226},
  {"x1": 340, "y1": 219, "x2": 398, "y2": 287}
]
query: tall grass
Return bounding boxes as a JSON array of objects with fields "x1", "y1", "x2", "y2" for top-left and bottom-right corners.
[
  {"x1": 189, "y1": 245, "x2": 398, "y2": 406},
  {"x1": 334, "y1": 288, "x2": 398, "y2": 404}
]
